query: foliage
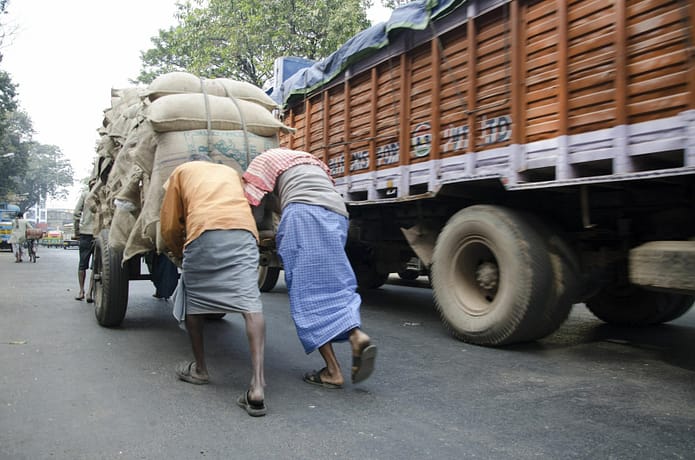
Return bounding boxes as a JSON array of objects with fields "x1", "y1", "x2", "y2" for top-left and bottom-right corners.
[
  {"x1": 0, "y1": 77, "x2": 24, "y2": 198},
  {"x1": 0, "y1": 1, "x2": 75, "y2": 212},
  {"x1": 0, "y1": 0, "x2": 12, "y2": 61},
  {"x1": 0, "y1": 70, "x2": 16, "y2": 115},
  {"x1": 11, "y1": 143, "x2": 74, "y2": 213},
  {"x1": 137, "y1": 0, "x2": 373, "y2": 88}
]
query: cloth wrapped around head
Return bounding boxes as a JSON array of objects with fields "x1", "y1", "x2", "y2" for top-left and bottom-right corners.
[{"x1": 242, "y1": 148, "x2": 333, "y2": 206}]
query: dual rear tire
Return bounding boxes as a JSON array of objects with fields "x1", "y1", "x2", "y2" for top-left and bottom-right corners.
[
  {"x1": 431, "y1": 205, "x2": 569, "y2": 345},
  {"x1": 431, "y1": 205, "x2": 583, "y2": 345},
  {"x1": 431, "y1": 205, "x2": 692, "y2": 346}
]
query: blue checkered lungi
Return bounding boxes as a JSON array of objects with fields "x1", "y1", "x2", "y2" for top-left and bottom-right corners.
[{"x1": 277, "y1": 203, "x2": 361, "y2": 354}]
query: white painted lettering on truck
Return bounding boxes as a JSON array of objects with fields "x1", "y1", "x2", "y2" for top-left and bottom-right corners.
[
  {"x1": 442, "y1": 124, "x2": 469, "y2": 153},
  {"x1": 376, "y1": 143, "x2": 400, "y2": 166},
  {"x1": 350, "y1": 150, "x2": 370, "y2": 172},
  {"x1": 481, "y1": 115, "x2": 512, "y2": 145},
  {"x1": 328, "y1": 156, "x2": 345, "y2": 176}
]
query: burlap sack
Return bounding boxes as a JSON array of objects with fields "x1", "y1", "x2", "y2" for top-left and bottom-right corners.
[
  {"x1": 107, "y1": 114, "x2": 132, "y2": 140},
  {"x1": 113, "y1": 87, "x2": 142, "y2": 107},
  {"x1": 146, "y1": 93, "x2": 293, "y2": 136},
  {"x1": 143, "y1": 72, "x2": 227, "y2": 101},
  {"x1": 143, "y1": 72, "x2": 278, "y2": 111},
  {"x1": 131, "y1": 121, "x2": 157, "y2": 175},
  {"x1": 215, "y1": 78, "x2": 279, "y2": 111},
  {"x1": 114, "y1": 164, "x2": 144, "y2": 208},
  {"x1": 154, "y1": 129, "x2": 278, "y2": 174},
  {"x1": 109, "y1": 207, "x2": 135, "y2": 252},
  {"x1": 139, "y1": 129, "x2": 279, "y2": 252},
  {"x1": 123, "y1": 213, "x2": 154, "y2": 262}
]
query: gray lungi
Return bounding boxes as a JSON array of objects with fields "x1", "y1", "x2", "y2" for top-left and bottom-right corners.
[{"x1": 172, "y1": 229, "x2": 262, "y2": 322}]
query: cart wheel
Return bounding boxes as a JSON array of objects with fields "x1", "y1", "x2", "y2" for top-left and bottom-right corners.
[{"x1": 93, "y1": 229, "x2": 129, "y2": 327}]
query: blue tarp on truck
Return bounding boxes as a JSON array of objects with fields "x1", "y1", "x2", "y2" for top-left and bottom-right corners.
[{"x1": 271, "y1": 0, "x2": 470, "y2": 106}]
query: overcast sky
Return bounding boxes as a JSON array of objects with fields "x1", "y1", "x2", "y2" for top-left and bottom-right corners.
[{"x1": 2, "y1": 0, "x2": 391, "y2": 208}]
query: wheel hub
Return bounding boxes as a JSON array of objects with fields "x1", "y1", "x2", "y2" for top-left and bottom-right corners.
[{"x1": 476, "y1": 261, "x2": 498, "y2": 291}]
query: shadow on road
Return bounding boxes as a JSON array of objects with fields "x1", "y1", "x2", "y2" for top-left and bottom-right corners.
[{"x1": 510, "y1": 306, "x2": 695, "y2": 372}]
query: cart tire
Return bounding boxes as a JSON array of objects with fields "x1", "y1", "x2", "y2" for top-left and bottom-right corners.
[
  {"x1": 93, "y1": 229, "x2": 129, "y2": 327},
  {"x1": 258, "y1": 266, "x2": 280, "y2": 292},
  {"x1": 203, "y1": 313, "x2": 226, "y2": 320}
]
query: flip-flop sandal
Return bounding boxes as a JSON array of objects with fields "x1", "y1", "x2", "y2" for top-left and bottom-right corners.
[
  {"x1": 352, "y1": 344, "x2": 377, "y2": 384},
  {"x1": 303, "y1": 368, "x2": 342, "y2": 389},
  {"x1": 236, "y1": 391, "x2": 267, "y2": 417},
  {"x1": 175, "y1": 360, "x2": 209, "y2": 385}
]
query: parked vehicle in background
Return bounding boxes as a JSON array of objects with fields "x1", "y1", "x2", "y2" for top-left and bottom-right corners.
[
  {"x1": 41, "y1": 230, "x2": 64, "y2": 248},
  {"x1": 272, "y1": 0, "x2": 695, "y2": 345},
  {"x1": 62, "y1": 238, "x2": 79, "y2": 249},
  {"x1": 0, "y1": 203, "x2": 20, "y2": 251}
]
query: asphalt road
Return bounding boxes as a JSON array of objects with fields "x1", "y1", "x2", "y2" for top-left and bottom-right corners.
[{"x1": 1, "y1": 247, "x2": 694, "y2": 460}]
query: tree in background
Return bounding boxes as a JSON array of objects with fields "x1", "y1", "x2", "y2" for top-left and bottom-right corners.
[
  {"x1": 0, "y1": 76, "x2": 24, "y2": 199},
  {"x1": 11, "y1": 143, "x2": 74, "y2": 214},
  {"x1": 137, "y1": 0, "x2": 373, "y2": 88},
  {"x1": 0, "y1": 0, "x2": 75, "y2": 212},
  {"x1": 0, "y1": 0, "x2": 12, "y2": 61}
]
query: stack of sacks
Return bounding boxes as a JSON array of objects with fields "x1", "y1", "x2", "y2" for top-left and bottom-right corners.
[
  {"x1": 91, "y1": 71, "x2": 292, "y2": 263},
  {"x1": 92, "y1": 87, "x2": 148, "y2": 241}
]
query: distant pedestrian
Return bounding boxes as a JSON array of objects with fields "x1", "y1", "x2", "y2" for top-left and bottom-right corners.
[
  {"x1": 73, "y1": 180, "x2": 96, "y2": 302},
  {"x1": 160, "y1": 157, "x2": 267, "y2": 417},
  {"x1": 243, "y1": 147, "x2": 376, "y2": 389},
  {"x1": 9, "y1": 212, "x2": 32, "y2": 263}
]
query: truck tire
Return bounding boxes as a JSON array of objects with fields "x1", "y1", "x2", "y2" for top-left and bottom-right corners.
[
  {"x1": 431, "y1": 205, "x2": 553, "y2": 345},
  {"x1": 93, "y1": 229, "x2": 129, "y2": 327},
  {"x1": 258, "y1": 266, "x2": 280, "y2": 292},
  {"x1": 347, "y1": 244, "x2": 389, "y2": 289},
  {"x1": 585, "y1": 286, "x2": 694, "y2": 326},
  {"x1": 522, "y1": 214, "x2": 581, "y2": 340},
  {"x1": 355, "y1": 266, "x2": 389, "y2": 290}
]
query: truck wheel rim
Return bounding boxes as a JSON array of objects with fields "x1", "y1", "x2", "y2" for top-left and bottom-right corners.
[{"x1": 453, "y1": 236, "x2": 499, "y2": 316}]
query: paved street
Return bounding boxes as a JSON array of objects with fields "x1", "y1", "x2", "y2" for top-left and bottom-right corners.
[{"x1": 1, "y1": 247, "x2": 694, "y2": 460}]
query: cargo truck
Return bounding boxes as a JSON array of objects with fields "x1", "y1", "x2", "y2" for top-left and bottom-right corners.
[{"x1": 271, "y1": 0, "x2": 695, "y2": 345}]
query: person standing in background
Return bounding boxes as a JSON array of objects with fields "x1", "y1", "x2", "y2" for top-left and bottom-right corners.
[
  {"x1": 73, "y1": 180, "x2": 96, "y2": 302},
  {"x1": 9, "y1": 212, "x2": 32, "y2": 263}
]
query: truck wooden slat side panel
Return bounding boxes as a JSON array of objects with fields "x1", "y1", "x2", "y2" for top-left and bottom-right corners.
[
  {"x1": 274, "y1": 0, "x2": 695, "y2": 345},
  {"x1": 281, "y1": 0, "x2": 692, "y2": 188}
]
